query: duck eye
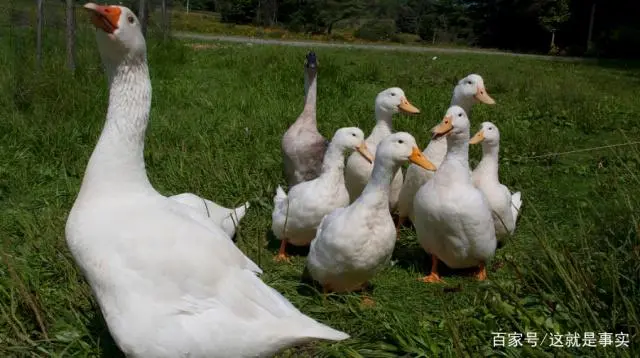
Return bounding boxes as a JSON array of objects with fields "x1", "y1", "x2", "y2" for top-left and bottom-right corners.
[
  {"x1": 488, "y1": 127, "x2": 493, "y2": 130},
  {"x1": 352, "y1": 133, "x2": 356, "y2": 137},
  {"x1": 398, "y1": 140, "x2": 404, "y2": 144},
  {"x1": 458, "y1": 113, "x2": 462, "y2": 117},
  {"x1": 128, "y1": 15, "x2": 135, "y2": 24},
  {"x1": 390, "y1": 92, "x2": 396, "y2": 96},
  {"x1": 467, "y1": 81, "x2": 472, "y2": 85}
]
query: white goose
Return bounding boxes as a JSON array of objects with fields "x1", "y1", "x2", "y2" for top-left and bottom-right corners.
[
  {"x1": 344, "y1": 88, "x2": 420, "y2": 212},
  {"x1": 396, "y1": 74, "x2": 495, "y2": 230},
  {"x1": 65, "y1": 5, "x2": 348, "y2": 357},
  {"x1": 272, "y1": 127, "x2": 373, "y2": 262},
  {"x1": 306, "y1": 133, "x2": 435, "y2": 300},
  {"x1": 469, "y1": 122, "x2": 522, "y2": 242},
  {"x1": 170, "y1": 193, "x2": 249, "y2": 238},
  {"x1": 413, "y1": 106, "x2": 497, "y2": 283},
  {"x1": 281, "y1": 51, "x2": 328, "y2": 186}
]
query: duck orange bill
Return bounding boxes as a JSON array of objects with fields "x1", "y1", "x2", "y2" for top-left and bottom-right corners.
[
  {"x1": 356, "y1": 142, "x2": 374, "y2": 164},
  {"x1": 84, "y1": 3, "x2": 120, "y2": 34},
  {"x1": 409, "y1": 147, "x2": 436, "y2": 171},
  {"x1": 398, "y1": 97, "x2": 421, "y2": 114},
  {"x1": 468, "y1": 130, "x2": 485, "y2": 144},
  {"x1": 431, "y1": 115, "x2": 453, "y2": 140},
  {"x1": 474, "y1": 87, "x2": 495, "y2": 105}
]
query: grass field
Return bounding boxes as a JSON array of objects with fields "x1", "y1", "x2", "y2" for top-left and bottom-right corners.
[{"x1": 1, "y1": 20, "x2": 639, "y2": 357}]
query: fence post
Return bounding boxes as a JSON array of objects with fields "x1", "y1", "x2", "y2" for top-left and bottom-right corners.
[
  {"x1": 36, "y1": 0, "x2": 43, "y2": 69},
  {"x1": 66, "y1": 0, "x2": 76, "y2": 72}
]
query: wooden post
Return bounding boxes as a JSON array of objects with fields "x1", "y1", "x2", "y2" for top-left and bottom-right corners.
[
  {"x1": 139, "y1": 0, "x2": 147, "y2": 37},
  {"x1": 36, "y1": 0, "x2": 43, "y2": 69},
  {"x1": 587, "y1": 2, "x2": 595, "y2": 52},
  {"x1": 66, "y1": 0, "x2": 76, "y2": 72}
]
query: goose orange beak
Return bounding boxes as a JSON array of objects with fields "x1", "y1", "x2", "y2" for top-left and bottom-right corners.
[
  {"x1": 409, "y1": 147, "x2": 436, "y2": 171},
  {"x1": 356, "y1": 142, "x2": 374, "y2": 164},
  {"x1": 431, "y1": 115, "x2": 454, "y2": 140},
  {"x1": 475, "y1": 87, "x2": 495, "y2": 105},
  {"x1": 84, "y1": 3, "x2": 120, "y2": 34},
  {"x1": 398, "y1": 97, "x2": 420, "y2": 114},
  {"x1": 469, "y1": 130, "x2": 485, "y2": 144}
]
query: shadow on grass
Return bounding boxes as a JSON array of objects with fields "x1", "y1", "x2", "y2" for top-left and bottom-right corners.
[
  {"x1": 265, "y1": 229, "x2": 311, "y2": 258},
  {"x1": 87, "y1": 307, "x2": 125, "y2": 358}
]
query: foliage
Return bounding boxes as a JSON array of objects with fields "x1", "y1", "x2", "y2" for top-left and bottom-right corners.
[
  {"x1": 218, "y1": 0, "x2": 257, "y2": 24},
  {"x1": 354, "y1": 19, "x2": 397, "y2": 41}
]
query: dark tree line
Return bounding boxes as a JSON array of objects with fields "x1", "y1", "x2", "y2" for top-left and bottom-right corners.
[{"x1": 181, "y1": 0, "x2": 640, "y2": 58}]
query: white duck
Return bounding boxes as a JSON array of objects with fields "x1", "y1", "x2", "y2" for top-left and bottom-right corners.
[
  {"x1": 396, "y1": 74, "x2": 495, "y2": 230},
  {"x1": 413, "y1": 106, "x2": 497, "y2": 283},
  {"x1": 170, "y1": 193, "x2": 250, "y2": 238},
  {"x1": 306, "y1": 132, "x2": 435, "y2": 300},
  {"x1": 344, "y1": 88, "x2": 420, "y2": 212},
  {"x1": 272, "y1": 127, "x2": 374, "y2": 262},
  {"x1": 65, "y1": 5, "x2": 349, "y2": 357},
  {"x1": 281, "y1": 51, "x2": 328, "y2": 186},
  {"x1": 469, "y1": 122, "x2": 522, "y2": 242}
]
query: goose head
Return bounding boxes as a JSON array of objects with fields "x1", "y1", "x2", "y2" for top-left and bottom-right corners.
[
  {"x1": 453, "y1": 74, "x2": 495, "y2": 105},
  {"x1": 332, "y1": 127, "x2": 374, "y2": 163},
  {"x1": 375, "y1": 87, "x2": 420, "y2": 116},
  {"x1": 376, "y1": 132, "x2": 436, "y2": 171},
  {"x1": 469, "y1": 122, "x2": 500, "y2": 146},
  {"x1": 84, "y1": 3, "x2": 146, "y2": 65},
  {"x1": 431, "y1": 105, "x2": 471, "y2": 142}
]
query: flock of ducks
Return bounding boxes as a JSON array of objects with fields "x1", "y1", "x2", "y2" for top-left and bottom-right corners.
[{"x1": 65, "y1": 4, "x2": 523, "y2": 357}]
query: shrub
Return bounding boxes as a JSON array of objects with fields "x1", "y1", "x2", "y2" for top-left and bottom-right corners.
[{"x1": 354, "y1": 19, "x2": 397, "y2": 42}]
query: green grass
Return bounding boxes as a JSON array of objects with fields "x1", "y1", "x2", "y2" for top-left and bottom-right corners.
[{"x1": 1, "y1": 19, "x2": 639, "y2": 357}]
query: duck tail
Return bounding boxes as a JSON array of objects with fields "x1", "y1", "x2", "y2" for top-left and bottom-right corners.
[{"x1": 511, "y1": 191, "x2": 522, "y2": 222}]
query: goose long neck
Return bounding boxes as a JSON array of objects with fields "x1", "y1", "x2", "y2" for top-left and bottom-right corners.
[
  {"x1": 367, "y1": 109, "x2": 393, "y2": 145},
  {"x1": 438, "y1": 135, "x2": 471, "y2": 184},
  {"x1": 82, "y1": 56, "x2": 153, "y2": 194},
  {"x1": 318, "y1": 143, "x2": 346, "y2": 183},
  {"x1": 475, "y1": 142, "x2": 500, "y2": 182},
  {"x1": 356, "y1": 156, "x2": 395, "y2": 210},
  {"x1": 302, "y1": 71, "x2": 317, "y2": 121}
]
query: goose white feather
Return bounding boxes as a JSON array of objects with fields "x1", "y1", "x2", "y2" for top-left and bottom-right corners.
[
  {"x1": 469, "y1": 122, "x2": 522, "y2": 242},
  {"x1": 170, "y1": 193, "x2": 250, "y2": 238},
  {"x1": 397, "y1": 74, "x2": 495, "y2": 226},
  {"x1": 271, "y1": 127, "x2": 373, "y2": 262},
  {"x1": 307, "y1": 132, "x2": 435, "y2": 293},
  {"x1": 65, "y1": 5, "x2": 348, "y2": 357},
  {"x1": 344, "y1": 88, "x2": 420, "y2": 212},
  {"x1": 413, "y1": 106, "x2": 497, "y2": 282}
]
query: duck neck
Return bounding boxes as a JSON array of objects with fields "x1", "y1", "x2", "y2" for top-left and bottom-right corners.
[
  {"x1": 318, "y1": 143, "x2": 347, "y2": 185},
  {"x1": 367, "y1": 109, "x2": 393, "y2": 145},
  {"x1": 451, "y1": 92, "x2": 474, "y2": 115},
  {"x1": 82, "y1": 55, "x2": 153, "y2": 194},
  {"x1": 475, "y1": 142, "x2": 500, "y2": 182},
  {"x1": 302, "y1": 71, "x2": 317, "y2": 123},
  {"x1": 356, "y1": 156, "x2": 396, "y2": 211},
  {"x1": 439, "y1": 135, "x2": 471, "y2": 184}
]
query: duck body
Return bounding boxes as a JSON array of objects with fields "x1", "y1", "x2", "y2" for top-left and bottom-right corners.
[
  {"x1": 469, "y1": 122, "x2": 522, "y2": 240},
  {"x1": 413, "y1": 106, "x2": 496, "y2": 278},
  {"x1": 397, "y1": 74, "x2": 495, "y2": 225},
  {"x1": 282, "y1": 51, "x2": 328, "y2": 186},
  {"x1": 272, "y1": 128, "x2": 372, "y2": 249},
  {"x1": 344, "y1": 88, "x2": 420, "y2": 212},
  {"x1": 308, "y1": 133, "x2": 435, "y2": 292},
  {"x1": 170, "y1": 193, "x2": 250, "y2": 238},
  {"x1": 67, "y1": 6, "x2": 348, "y2": 356}
]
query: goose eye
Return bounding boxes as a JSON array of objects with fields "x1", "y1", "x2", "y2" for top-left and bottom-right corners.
[
  {"x1": 467, "y1": 81, "x2": 472, "y2": 85},
  {"x1": 390, "y1": 92, "x2": 396, "y2": 96},
  {"x1": 488, "y1": 127, "x2": 493, "y2": 130},
  {"x1": 128, "y1": 15, "x2": 135, "y2": 24},
  {"x1": 458, "y1": 113, "x2": 462, "y2": 117},
  {"x1": 352, "y1": 133, "x2": 357, "y2": 137},
  {"x1": 398, "y1": 140, "x2": 404, "y2": 144}
]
